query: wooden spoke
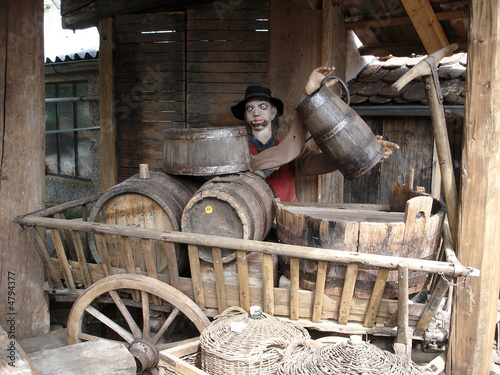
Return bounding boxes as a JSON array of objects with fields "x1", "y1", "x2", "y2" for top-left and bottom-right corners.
[
  {"x1": 152, "y1": 308, "x2": 180, "y2": 345},
  {"x1": 141, "y1": 291, "x2": 150, "y2": 340},
  {"x1": 67, "y1": 274, "x2": 210, "y2": 374},
  {"x1": 108, "y1": 290, "x2": 143, "y2": 339},
  {"x1": 85, "y1": 305, "x2": 135, "y2": 343}
]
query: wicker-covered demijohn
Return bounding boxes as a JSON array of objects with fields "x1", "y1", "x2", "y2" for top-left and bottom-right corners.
[
  {"x1": 277, "y1": 336, "x2": 422, "y2": 375},
  {"x1": 200, "y1": 306, "x2": 310, "y2": 375}
]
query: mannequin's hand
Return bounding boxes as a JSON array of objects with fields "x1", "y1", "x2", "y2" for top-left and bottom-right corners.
[
  {"x1": 376, "y1": 135, "x2": 399, "y2": 162},
  {"x1": 305, "y1": 66, "x2": 336, "y2": 95}
]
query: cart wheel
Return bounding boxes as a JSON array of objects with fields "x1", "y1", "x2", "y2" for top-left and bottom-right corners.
[{"x1": 67, "y1": 274, "x2": 210, "y2": 374}]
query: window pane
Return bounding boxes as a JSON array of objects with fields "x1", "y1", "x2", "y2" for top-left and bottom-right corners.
[
  {"x1": 45, "y1": 83, "x2": 56, "y2": 99},
  {"x1": 59, "y1": 102, "x2": 74, "y2": 130},
  {"x1": 45, "y1": 81, "x2": 93, "y2": 180},
  {"x1": 45, "y1": 102, "x2": 57, "y2": 131},
  {"x1": 60, "y1": 132, "x2": 75, "y2": 176},
  {"x1": 76, "y1": 102, "x2": 90, "y2": 128},
  {"x1": 77, "y1": 130, "x2": 92, "y2": 179},
  {"x1": 58, "y1": 82, "x2": 74, "y2": 97},
  {"x1": 75, "y1": 82, "x2": 88, "y2": 97},
  {"x1": 46, "y1": 133, "x2": 58, "y2": 174}
]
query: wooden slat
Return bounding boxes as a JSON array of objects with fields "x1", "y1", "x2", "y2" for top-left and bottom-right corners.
[
  {"x1": 236, "y1": 250, "x2": 250, "y2": 311},
  {"x1": 414, "y1": 276, "x2": 450, "y2": 337},
  {"x1": 164, "y1": 242, "x2": 180, "y2": 290},
  {"x1": 120, "y1": 236, "x2": 140, "y2": 302},
  {"x1": 71, "y1": 230, "x2": 92, "y2": 288},
  {"x1": 262, "y1": 253, "x2": 274, "y2": 315},
  {"x1": 363, "y1": 268, "x2": 389, "y2": 328},
  {"x1": 28, "y1": 228, "x2": 64, "y2": 290},
  {"x1": 401, "y1": 0, "x2": 449, "y2": 54},
  {"x1": 311, "y1": 260, "x2": 328, "y2": 323},
  {"x1": 52, "y1": 258, "x2": 427, "y2": 328},
  {"x1": 289, "y1": 257, "x2": 300, "y2": 320},
  {"x1": 55, "y1": 213, "x2": 77, "y2": 260},
  {"x1": 212, "y1": 248, "x2": 227, "y2": 313},
  {"x1": 395, "y1": 263, "x2": 411, "y2": 358},
  {"x1": 93, "y1": 233, "x2": 113, "y2": 276},
  {"x1": 188, "y1": 245, "x2": 205, "y2": 310},
  {"x1": 338, "y1": 264, "x2": 359, "y2": 325},
  {"x1": 50, "y1": 229, "x2": 76, "y2": 294},
  {"x1": 143, "y1": 239, "x2": 162, "y2": 305}
]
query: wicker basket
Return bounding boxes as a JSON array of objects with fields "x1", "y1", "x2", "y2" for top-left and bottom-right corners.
[
  {"x1": 200, "y1": 306, "x2": 310, "y2": 375},
  {"x1": 277, "y1": 336, "x2": 422, "y2": 375}
]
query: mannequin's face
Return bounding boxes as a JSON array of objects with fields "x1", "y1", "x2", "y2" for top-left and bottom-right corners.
[{"x1": 244, "y1": 99, "x2": 277, "y2": 132}]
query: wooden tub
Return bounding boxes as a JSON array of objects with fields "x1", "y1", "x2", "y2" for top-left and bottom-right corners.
[{"x1": 275, "y1": 196, "x2": 445, "y2": 299}]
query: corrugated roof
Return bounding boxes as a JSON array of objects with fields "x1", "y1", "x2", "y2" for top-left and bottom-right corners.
[{"x1": 45, "y1": 49, "x2": 99, "y2": 64}]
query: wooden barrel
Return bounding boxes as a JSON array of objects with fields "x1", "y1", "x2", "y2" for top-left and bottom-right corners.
[
  {"x1": 89, "y1": 170, "x2": 203, "y2": 273},
  {"x1": 275, "y1": 196, "x2": 445, "y2": 299},
  {"x1": 181, "y1": 172, "x2": 275, "y2": 263},
  {"x1": 295, "y1": 76, "x2": 384, "y2": 180},
  {"x1": 163, "y1": 126, "x2": 251, "y2": 176}
]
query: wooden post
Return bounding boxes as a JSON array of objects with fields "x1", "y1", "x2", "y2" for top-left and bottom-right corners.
[
  {"x1": 98, "y1": 17, "x2": 118, "y2": 190},
  {"x1": 318, "y1": 0, "x2": 345, "y2": 204},
  {"x1": 448, "y1": 0, "x2": 500, "y2": 373},
  {"x1": 0, "y1": 0, "x2": 49, "y2": 338},
  {"x1": 269, "y1": 0, "x2": 323, "y2": 202}
]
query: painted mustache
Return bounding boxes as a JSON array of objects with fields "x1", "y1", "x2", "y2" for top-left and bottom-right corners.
[{"x1": 250, "y1": 119, "x2": 269, "y2": 128}]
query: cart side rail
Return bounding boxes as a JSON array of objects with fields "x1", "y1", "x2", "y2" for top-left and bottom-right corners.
[{"x1": 12, "y1": 213, "x2": 477, "y2": 346}]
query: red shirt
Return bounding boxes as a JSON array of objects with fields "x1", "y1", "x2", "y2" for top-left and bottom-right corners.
[{"x1": 249, "y1": 140, "x2": 297, "y2": 202}]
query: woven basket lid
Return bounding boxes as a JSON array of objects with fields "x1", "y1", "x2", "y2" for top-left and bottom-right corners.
[
  {"x1": 200, "y1": 306, "x2": 310, "y2": 361},
  {"x1": 277, "y1": 336, "x2": 422, "y2": 375}
]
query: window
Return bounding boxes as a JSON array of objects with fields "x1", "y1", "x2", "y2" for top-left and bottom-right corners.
[{"x1": 45, "y1": 82, "x2": 97, "y2": 180}]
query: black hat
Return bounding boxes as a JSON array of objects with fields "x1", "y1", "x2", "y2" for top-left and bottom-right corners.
[{"x1": 231, "y1": 85, "x2": 284, "y2": 121}]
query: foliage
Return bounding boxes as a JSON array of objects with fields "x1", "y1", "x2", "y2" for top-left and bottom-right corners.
[{"x1": 44, "y1": 0, "x2": 60, "y2": 13}]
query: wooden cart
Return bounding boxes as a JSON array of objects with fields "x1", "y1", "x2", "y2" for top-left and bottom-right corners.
[{"x1": 12, "y1": 194, "x2": 475, "y2": 374}]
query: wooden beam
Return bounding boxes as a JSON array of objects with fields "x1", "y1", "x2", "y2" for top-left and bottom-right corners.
[
  {"x1": 448, "y1": 0, "x2": 500, "y2": 373},
  {"x1": 346, "y1": 10, "x2": 469, "y2": 30},
  {"x1": 98, "y1": 18, "x2": 118, "y2": 190},
  {"x1": 358, "y1": 40, "x2": 467, "y2": 57},
  {"x1": 319, "y1": 0, "x2": 345, "y2": 204},
  {"x1": 0, "y1": 0, "x2": 49, "y2": 339},
  {"x1": 401, "y1": 0, "x2": 449, "y2": 54}
]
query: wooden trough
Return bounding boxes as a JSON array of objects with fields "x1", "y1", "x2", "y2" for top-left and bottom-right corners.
[{"x1": 275, "y1": 196, "x2": 445, "y2": 299}]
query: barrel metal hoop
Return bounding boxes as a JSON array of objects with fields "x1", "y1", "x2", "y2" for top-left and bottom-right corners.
[{"x1": 314, "y1": 111, "x2": 355, "y2": 146}]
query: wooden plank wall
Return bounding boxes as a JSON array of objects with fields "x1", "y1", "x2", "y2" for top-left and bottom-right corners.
[
  {"x1": 186, "y1": 1, "x2": 269, "y2": 127},
  {"x1": 344, "y1": 116, "x2": 437, "y2": 204},
  {"x1": 114, "y1": 12, "x2": 186, "y2": 181},
  {"x1": 113, "y1": 2, "x2": 269, "y2": 181}
]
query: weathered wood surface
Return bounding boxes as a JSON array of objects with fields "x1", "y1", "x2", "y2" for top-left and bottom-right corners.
[
  {"x1": 98, "y1": 17, "x2": 117, "y2": 190},
  {"x1": 0, "y1": 0, "x2": 49, "y2": 339},
  {"x1": 275, "y1": 197, "x2": 445, "y2": 298},
  {"x1": 108, "y1": 2, "x2": 271, "y2": 180},
  {"x1": 344, "y1": 115, "x2": 436, "y2": 205},
  {"x1": 13, "y1": 216, "x2": 467, "y2": 278},
  {"x1": 113, "y1": 12, "x2": 185, "y2": 181},
  {"x1": 18, "y1": 329, "x2": 67, "y2": 354},
  {"x1": 88, "y1": 170, "x2": 201, "y2": 272},
  {"x1": 28, "y1": 340, "x2": 136, "y2": 375},
  {"x1": 181, "y1": 172, "x2": 275, "y2": 263},
  {"x1": 449, "y1": 0, "x2": 500, "y2": 372},
  {"x1": 163, "y1": 126, "x2": 251, "y2": 176},
  {"x1": 0, "y1": 324, "x2": 38, "y2": 374},
  {"x1": 401, "y1": 0, "x2": 449, "y2": 54}
]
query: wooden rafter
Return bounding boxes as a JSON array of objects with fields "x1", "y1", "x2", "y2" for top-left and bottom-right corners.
[
  {"x1": 346, "y1": 10, "x2": 469, "y2": 30},
  {"x1": 401, "y1": 0, "x2": 449, "y2": 54}
]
